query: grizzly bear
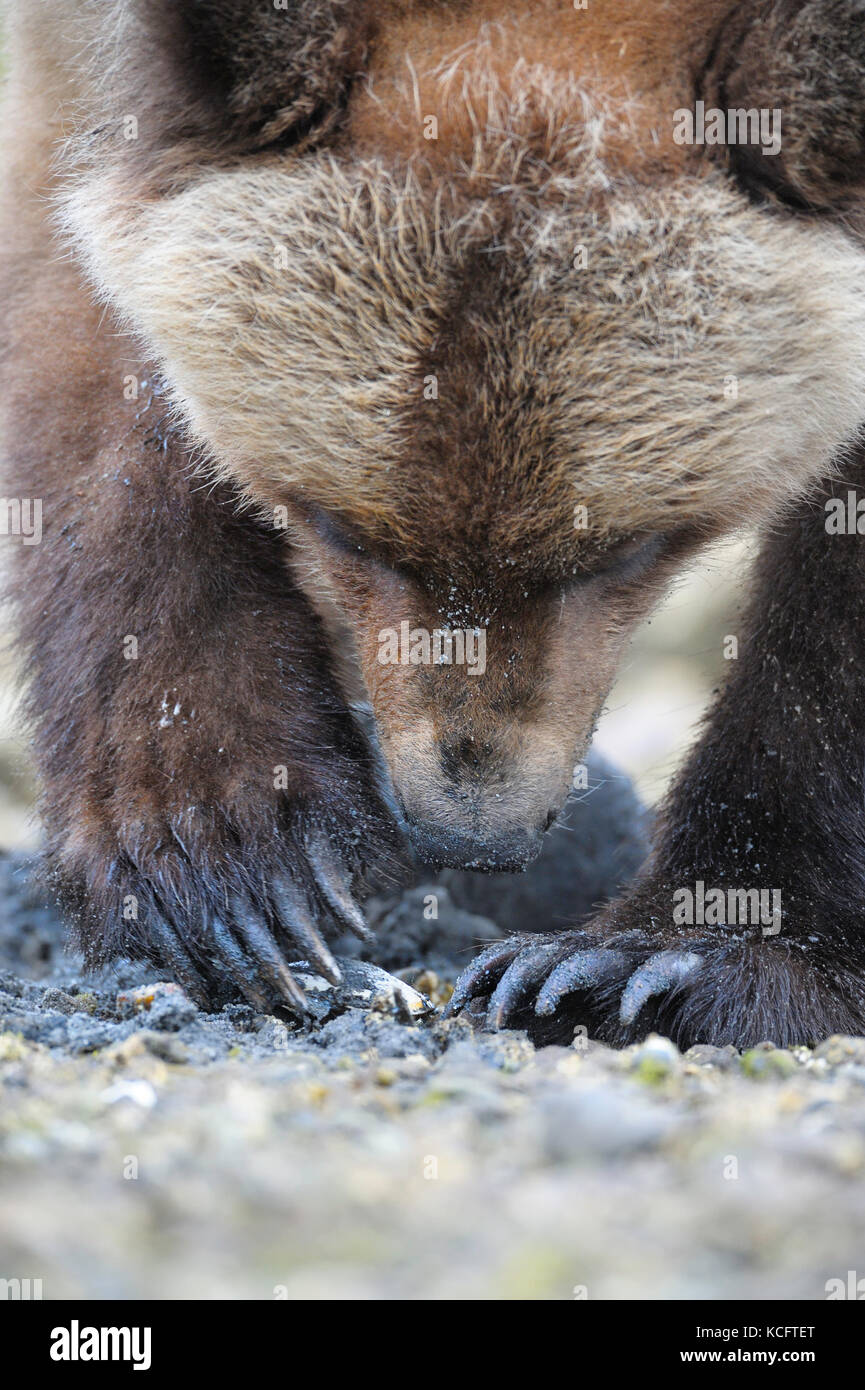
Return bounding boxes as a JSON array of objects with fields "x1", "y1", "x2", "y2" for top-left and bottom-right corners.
[{"x1": 2, "y1": 0, "x2": 865, "y2": 1048}]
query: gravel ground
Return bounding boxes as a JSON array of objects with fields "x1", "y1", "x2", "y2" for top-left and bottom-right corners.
[{"x1": 1, "y1": 760, "x2": 864, "y2": 1301}]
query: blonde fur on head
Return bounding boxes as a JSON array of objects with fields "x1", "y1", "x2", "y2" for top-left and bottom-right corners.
[
  {"x1": 57, "y1": 31, "x2": 865, "y2": 569},
  {"x1": 62, "y1": 165, "x2": 865, "y2": 544}
]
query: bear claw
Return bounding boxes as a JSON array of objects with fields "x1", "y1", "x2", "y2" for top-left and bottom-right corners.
[
  {"x1": 443, "y1": 940, "x2": 523, "y2": 1018},
  {"x1": 305, "y1": 829, "x2": 374, "y2": 944},
  {"x1": 618, "y1": 949, "x2": 703, "y2": 1025},
  {"x1": 448, "y1": 932, "x2": 709, "y2": 1041},
  {"x1": 145, "y1": 910, "x2": 212, "y2": 1010},
  {"x1": 535, "y1": 947, "x2": 630, "y2": 1017},
  {"x1": 208, "y1": 905, "x2": 309, "y2": 1014},
  {"x1": 269, "y1": 871, "x2": 342, "y2": 987},
  {"x1": 486, "y1": 941, "x2": 570, "y2": 1029}
]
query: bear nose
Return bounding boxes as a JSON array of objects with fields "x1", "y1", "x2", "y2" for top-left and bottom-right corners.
[{"x1": 405, "y1": 821, "x2": 544, "y2": 872}]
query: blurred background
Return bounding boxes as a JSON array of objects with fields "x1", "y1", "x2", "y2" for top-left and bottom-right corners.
[
  {"x1": 593, "y1": 532, "x2": 755, "y2": 806},
  {"x1": 0, "y1": 600, "x2": 36, "y2": 850},
  {"x1": 0, "y1": 534, "x2": 755, "y2": 850}
]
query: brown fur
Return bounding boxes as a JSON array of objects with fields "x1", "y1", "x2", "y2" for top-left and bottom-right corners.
[{"x1": 4, "y1": 0, "x2": 865, "y2": 1040}]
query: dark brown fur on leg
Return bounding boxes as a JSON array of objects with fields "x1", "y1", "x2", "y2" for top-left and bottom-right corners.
[{"x1": 1, "y1": 272, "x2": 403, "y2": 1011}]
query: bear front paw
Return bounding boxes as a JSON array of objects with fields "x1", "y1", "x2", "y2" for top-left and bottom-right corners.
[
  {"x1": 445, "y1": 927, "x2": 702, "y2": 1039},
  {"x1": 59, "y1": 811, "x2": 401, "y2": 1017},
  {"x1": 446, "y1": 901, "x2": 865, "y2": 1049},
  {"x1": 150, "y1": 828, "x2": 373, "y2": 1014}
]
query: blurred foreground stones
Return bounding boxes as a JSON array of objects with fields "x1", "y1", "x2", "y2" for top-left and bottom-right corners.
[{"x1": 3, "y1": 976, "x2": 865, "y2": 1299}]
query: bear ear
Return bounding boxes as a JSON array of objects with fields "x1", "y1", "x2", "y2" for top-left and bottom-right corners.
[
  {"x1": 709, "y1": 0, "x2": 865, "y2": 210},
  {"x1": 120, "y1": 0, "x2": 377, "y2": 151}
]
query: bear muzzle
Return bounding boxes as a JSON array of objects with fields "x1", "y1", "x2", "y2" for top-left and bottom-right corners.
[{"x1": 403, "y1": 818, "x2": 546, "y2": 874}]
